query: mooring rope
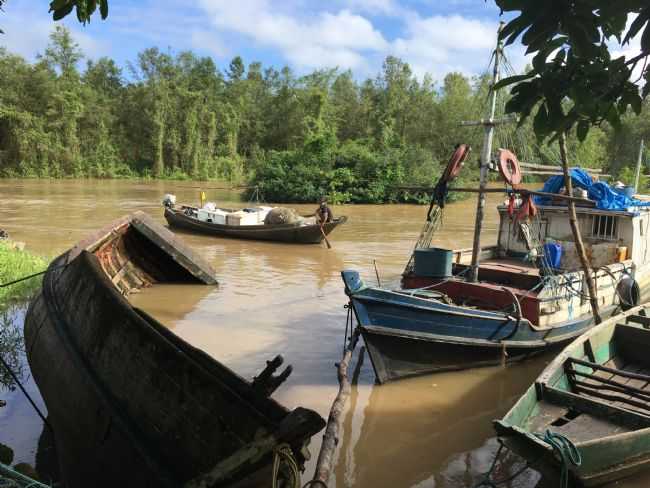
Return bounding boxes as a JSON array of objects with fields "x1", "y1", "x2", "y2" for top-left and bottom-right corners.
[
  {"x1": 0, "y1": 264, "x2": 67, "y2": 289},
  {"x1": 271, "y1": 443, "x2": 300, "y2": 488},
  {"x1": 534, "y1": 430, "x2": 581, "y2": 488}
]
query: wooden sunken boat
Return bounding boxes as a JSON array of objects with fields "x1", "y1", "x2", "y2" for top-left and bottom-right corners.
[
  {"x1": 164, "y1": 205, "x2": 347, "y2": 244},
  {"x1": 24, "y1": 211, "x2": 325, "y2": 488},
  {"x1": 494, "y1": 304, "x2": 650, "y2": 486}
]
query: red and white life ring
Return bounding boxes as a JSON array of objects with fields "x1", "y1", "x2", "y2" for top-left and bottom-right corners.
[
  {"x1": 442, "y1": 144, "x2": 471, "y2": 182},
  {"x1": 498, "y1": 149, "x2": 522, "y2": 186}
]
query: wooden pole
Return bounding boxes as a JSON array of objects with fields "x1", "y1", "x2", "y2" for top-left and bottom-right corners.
[
  {"x1": 559, "y1": 132, "x2": 602, "y2": 324},
  {"x1": 634, "y1": 139, "x2": 645, "y2": 191},
  {"x1": 469, "y1": 22, "x2": 504, "y2": 282},
  {"x1": 312, "y1": 328, "x2": 360, "y2": 486},
  {"x1": 450, "y1": 187, "x2": 595, "y2": 205},
  {"x1": 319, "y1": 224, "x2": 332, "y2": 249}
]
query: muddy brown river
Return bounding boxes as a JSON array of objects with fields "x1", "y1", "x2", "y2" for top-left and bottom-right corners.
[{"x1": 0, "y1": 178, "x2": 647, "y2": 487}]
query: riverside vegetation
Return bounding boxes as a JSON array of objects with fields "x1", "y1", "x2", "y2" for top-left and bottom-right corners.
[
  {"x1": 0, "y1": 241, "x2": 47, "y2": 405},
  {"x1": 1, "y1": 26, "x2": 649, "y2": 203}
]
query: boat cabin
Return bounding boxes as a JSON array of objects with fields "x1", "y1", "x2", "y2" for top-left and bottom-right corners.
[{"x1": 403, "y1": 202, "x2": 650, "y2": 328}]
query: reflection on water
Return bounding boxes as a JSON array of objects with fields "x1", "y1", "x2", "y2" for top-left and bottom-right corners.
[
  {"x1": 0, "y1": 304, "x2": 46, "y2": 470},
  {"x1": 2, "y1": 179, "x2": 650, "y2": 487},
  {"x1": 0, "y1": 305, "x2": 26, "y2": 390}
]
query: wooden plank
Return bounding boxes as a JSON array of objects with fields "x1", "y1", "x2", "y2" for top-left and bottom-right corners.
[
  {"x1": 542, "y1": 386, "x2": 650, "y2": 429},
  {"x1": 569, "y1": 357, "x2": 650, "y2": 382},
  {"x1": 628, "y1": 315, "x2": 650, "y2": 328}
]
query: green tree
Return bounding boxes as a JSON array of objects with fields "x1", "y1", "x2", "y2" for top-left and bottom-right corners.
[{"x1": 40, "y1": 25, "x2": 83, "y2": 75}]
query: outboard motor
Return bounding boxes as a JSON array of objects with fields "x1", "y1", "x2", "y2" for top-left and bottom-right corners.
[{"x1": 162, "y1": 194, "x2": 176, "y2": 208}]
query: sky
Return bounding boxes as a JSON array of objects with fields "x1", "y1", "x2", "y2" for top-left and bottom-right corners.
[{"x1": 0, "y1": 0, "x2": 530, "y2": 81}]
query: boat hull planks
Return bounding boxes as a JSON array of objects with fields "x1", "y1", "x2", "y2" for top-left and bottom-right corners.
[{"x1": 24, "y1": 212, "x2": 325, "y2": 488}]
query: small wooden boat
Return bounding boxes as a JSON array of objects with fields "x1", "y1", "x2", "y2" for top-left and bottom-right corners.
[
  {"x1": 164, "y1": 205, "x2": 347, "y2": 244},
  {"x1": 494, "y1": 304, "x2": 650, "y2": 486},
  {"x1": 24, "y1": 211, "x2": 325, "y2": 488}
]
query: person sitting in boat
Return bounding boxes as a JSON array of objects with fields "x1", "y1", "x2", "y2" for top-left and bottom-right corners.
[{"x1": 316, "y1": 197, "x2": 333, "y2": 224}]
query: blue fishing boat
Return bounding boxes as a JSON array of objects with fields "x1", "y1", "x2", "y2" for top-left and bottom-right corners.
[
  {"x1": 342, "y1": 30, "x2": 650, "y2": 384},
  {"x1": 343, "y1": 165, "x2": 650, "y2": 384}
]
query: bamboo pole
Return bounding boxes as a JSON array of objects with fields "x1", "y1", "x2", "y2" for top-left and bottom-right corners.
[
  {"x1": 634, "y1": 139, "x2": 645, "y2": 191},
  {"x1": 311, "y1": 328, "x2": 360, "y2": 486},
  {"x1": 559, "y1": 132, "x2": 601, "y2": 324}
]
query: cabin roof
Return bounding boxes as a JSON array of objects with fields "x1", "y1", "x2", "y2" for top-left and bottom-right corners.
[{"x1": 496, "y1": 204, "x2": 649, "y2": 217}]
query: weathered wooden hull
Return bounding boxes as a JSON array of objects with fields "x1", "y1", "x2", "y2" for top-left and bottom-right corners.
[
  {"x1": 25, "y1": 212, "x2": 325, "y2": 488},
  {"x1": 358, "y1": 326, "x2": 566, "y2": 382},
  {"x1": 165, "y1": 207, "x2": 347, "y2": 244},
  {"x1": 342, "y1": 270, "x2": 623, "y2": 383},
  {"x1": 494, "y1": 305, "x2": 650, "y2": 486}
]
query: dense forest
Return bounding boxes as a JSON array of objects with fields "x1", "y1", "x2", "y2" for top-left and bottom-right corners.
[{"x1": 1, "y1": 26, "x2": 649, "y2": 203}]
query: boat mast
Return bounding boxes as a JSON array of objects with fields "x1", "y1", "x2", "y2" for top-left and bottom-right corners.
[{"x1": 468, "y1": 22, "x2": 505, "y2": 282}]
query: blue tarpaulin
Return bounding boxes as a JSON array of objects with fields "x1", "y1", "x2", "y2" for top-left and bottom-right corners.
[{"x1": 534, "y1": 168, "x2": 650, "y2": 210}]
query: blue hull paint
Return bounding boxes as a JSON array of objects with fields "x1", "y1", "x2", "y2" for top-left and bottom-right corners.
[{"x1": 341, "y1": 270, "x2": 612, "y2": 383}]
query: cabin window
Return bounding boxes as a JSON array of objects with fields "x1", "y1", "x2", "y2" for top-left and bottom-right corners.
[{"x1": 589, "y1": 214, "x2": 618, "y2": 241}]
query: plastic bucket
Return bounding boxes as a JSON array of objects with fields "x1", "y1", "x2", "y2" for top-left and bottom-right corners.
[
  {"x1": 414, "y1": 248, "x2": 453, "y2": 278},
  {"x1": 542, "y1": 242, "x2": 563, "y2": 270}
]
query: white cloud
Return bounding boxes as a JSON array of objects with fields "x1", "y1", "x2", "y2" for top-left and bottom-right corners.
[
  {"x1": 346, "y1": 0, "x2": 399, "y2": 16},
  {"x1": 389, "y1": 14, "x2": 503, "y2": 79},
  {"x1": 0, "y1": 3, "x2": 107, "y2": 61},
  {"x1": 190, "y1": 30, "x2": 228, "y2": 58},
  {"x1": 198, "y1": 0, "x2": 387, "y2": 71}
]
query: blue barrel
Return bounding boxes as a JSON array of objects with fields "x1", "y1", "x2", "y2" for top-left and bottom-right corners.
[
  {"x1": 414, "y1": 248, "x2": 453, "y2": 278},
  {"x1": 542, "y1": 242, "x2": 563, "y2": 270}
]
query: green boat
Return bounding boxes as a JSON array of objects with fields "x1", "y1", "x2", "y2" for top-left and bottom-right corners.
[{"x1": 494, "y1": 304, "x2": 650, "y2": 486}]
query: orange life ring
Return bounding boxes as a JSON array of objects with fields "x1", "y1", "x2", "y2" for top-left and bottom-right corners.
[
  {"x1": 498, "y1": 149, "x2": 522, "y2": 186},
  {"x1": 443, "y1": 144, "x2": 471, "y2": 182}
]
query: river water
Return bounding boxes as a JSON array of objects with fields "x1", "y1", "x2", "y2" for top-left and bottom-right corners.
[{"x1": 0, "y1": 178, "x2": 647, "y2": 487}]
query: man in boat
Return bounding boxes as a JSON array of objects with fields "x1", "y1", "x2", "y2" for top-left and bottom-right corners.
[{"x1": 316, "y1": 197, "x2": 333, "y2": 224}]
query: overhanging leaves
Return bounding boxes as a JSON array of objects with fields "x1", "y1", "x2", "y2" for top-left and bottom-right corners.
[
  {"x1": 495, "y1": 0, "x2": 650, "y2": 140},
  {"x1": 49, "y1": 0, "x2": 109, "y2": 23}
]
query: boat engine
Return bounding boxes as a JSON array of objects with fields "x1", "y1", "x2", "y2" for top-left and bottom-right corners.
[{"x1": 162, "y1": 194, "x2": 176, "y2": 208}]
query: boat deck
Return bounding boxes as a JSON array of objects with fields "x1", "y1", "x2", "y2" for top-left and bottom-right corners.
[
  {"x1": 478, "y1": 258, "x2": 540, "y2": 277},
  {"x1": 569, "y1": 355, "x2": 650, "y2": 417},
  {"x1": 528, "y1": 400, "x2": 632, "y2": 443}
]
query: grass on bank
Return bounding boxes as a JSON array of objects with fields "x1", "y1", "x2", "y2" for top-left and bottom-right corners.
[{"x1": 0, "y1": 242, "x2": 48, "y2": 306}]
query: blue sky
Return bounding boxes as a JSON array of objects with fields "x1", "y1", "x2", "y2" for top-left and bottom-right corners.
[{"x1": 0, "y1": 0, "x2": 526, "y2": 81}]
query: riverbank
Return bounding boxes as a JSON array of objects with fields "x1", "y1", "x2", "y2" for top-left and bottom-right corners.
[{"x1": 0, "y1": 241, "x2": 47, "y2": 306}]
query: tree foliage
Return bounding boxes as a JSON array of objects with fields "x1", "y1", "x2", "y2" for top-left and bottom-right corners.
[
  {"x1": 1, "y1": 26, "x2": 650, "y2": 201},
  {"x1": 496, "y1": 1, "x2": 650, "y2": 141}
]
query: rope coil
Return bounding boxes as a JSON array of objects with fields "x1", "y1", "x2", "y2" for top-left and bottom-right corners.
[{"x1": 272, "y1": 443, "x2": 300, "y2": 488}]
